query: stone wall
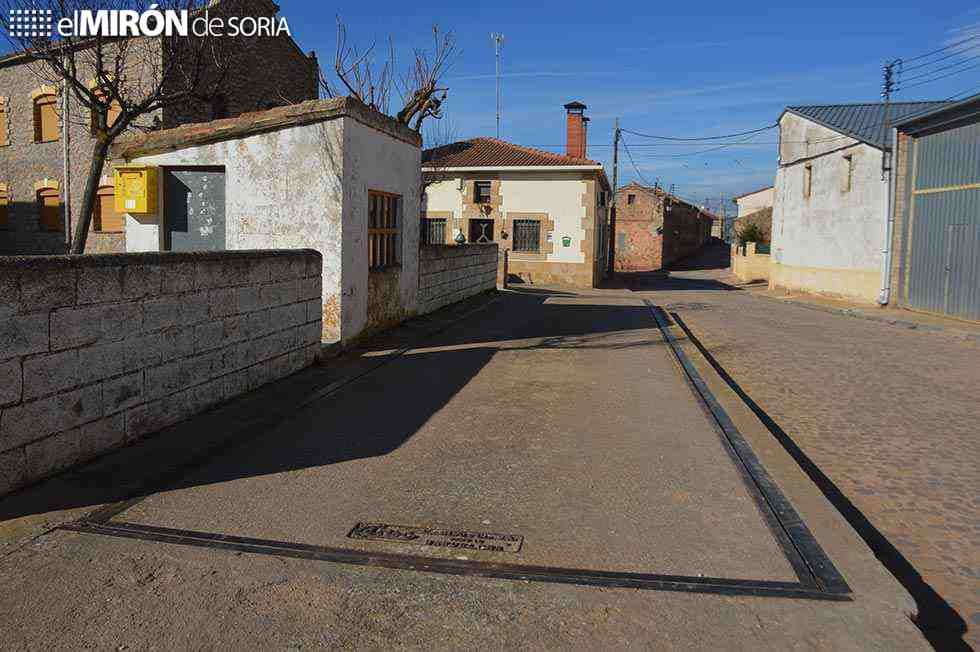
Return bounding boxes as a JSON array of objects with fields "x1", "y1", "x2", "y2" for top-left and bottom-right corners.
[
  {"x1": 0, "y1": 249, "x2": 322, "y2": 496},
  {"x1": 418, "y1": 244, "x2": 497, "y2": 314}
]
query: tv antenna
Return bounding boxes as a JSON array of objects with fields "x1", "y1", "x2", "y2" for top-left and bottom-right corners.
[{"x1": 491, "y1": 33, "x2": 505, "y2": 138}]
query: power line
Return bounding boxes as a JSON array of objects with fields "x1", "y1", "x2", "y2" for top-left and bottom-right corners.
[
  {"x1": 620, "y1": 123, "x2": 777, "y2": 141},
  {"x1": 898, "y1": 63, "x2": 980, "y2": 91},
  {"x1": 898, "y1": 53, "x2": 980, "y2": 84},
  {"x1": 900, "y1": 40, "x2": 980, "y2": 73},
  {"x1": 901, "y1": 33, "x2": 980, "y2": 63}
]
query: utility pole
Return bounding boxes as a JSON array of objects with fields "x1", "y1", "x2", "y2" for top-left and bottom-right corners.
[
  {"x1": 881, "y1": 59, "x2": 900, "y2": 180},
  {"x1": 491, "y1": 33, "x2": 505, "y2": 139},
  {"x1": 607, "y1": 118, "x2": 620, "y2": 277}
]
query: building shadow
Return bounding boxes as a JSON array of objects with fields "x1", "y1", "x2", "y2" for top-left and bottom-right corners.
[{"x1": 0, "y1": 291, "x2": 663, "y2": 524}]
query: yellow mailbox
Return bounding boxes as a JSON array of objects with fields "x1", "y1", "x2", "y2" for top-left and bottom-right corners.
[{"x1": 113, "y1": 166, "x2": 158, "y2": 214}]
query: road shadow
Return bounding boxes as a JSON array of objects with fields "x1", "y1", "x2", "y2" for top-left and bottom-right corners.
[
  {"x1": 668, "y1": 239, "x2": 732, "y2": 271},
  {"x1": 0, "y1": 290, "x2": 662, "y2": 524},
  {"x1": 671, "y1": 313, "x2": 970, "y2": 651}
]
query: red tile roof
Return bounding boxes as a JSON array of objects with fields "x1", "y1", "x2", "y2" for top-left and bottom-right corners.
[{"x1": 422, "y1": 137, "x2": 600, "y2": 168}]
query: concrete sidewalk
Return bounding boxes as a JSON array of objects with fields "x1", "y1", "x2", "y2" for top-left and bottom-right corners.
[{"x1": 0, "y1": 287, "x2": 925, "y2": 649}]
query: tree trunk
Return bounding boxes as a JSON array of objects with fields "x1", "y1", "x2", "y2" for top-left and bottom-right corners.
[{"x1": 70, "y1": 137, "x2": 111, "y2": 254}]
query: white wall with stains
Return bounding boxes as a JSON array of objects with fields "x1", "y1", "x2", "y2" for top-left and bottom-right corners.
[{"x1": 121, "y1": 112, "x2": 420, "y2": 343}]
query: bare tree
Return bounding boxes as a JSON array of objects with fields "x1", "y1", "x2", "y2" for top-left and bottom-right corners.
[
  {"x1": 0, "y1": 0, "x2": 230, "y2": 253},
  {"x1": 320, "y1": 19, "x2": 456, "y2": 133}
]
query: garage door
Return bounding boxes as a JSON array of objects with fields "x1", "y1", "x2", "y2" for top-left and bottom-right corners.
[{"x1": 905, "y1": 121, "x2": 980, "y2": 321}]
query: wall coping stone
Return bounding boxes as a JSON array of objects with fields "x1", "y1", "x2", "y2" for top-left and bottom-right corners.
[{"x1": 0, "y1": 249, "x2": 321, "y2": 271}]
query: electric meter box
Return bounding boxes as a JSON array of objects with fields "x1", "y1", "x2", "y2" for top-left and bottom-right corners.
[{"x1": 113, "y1": 166, "x2": 158, "y2": 214}]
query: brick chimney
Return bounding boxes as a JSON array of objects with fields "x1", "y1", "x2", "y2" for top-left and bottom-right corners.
[{"x1": 564, "y1": 101, "x2": 589, "y2": 159}]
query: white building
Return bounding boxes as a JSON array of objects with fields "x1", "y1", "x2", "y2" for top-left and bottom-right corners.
[
  {"x1": 421, "y1": 102, "x2": 611, "y2": 288},
  {"x1": 111, "y1": 97, "x2": 422, "y2": 344},
  {"x1": 771, "y1": 101, "x2": 948, "y2": 303},
  {"x1": 733, "y1": 186, "x2": 774, "y2": 217}
]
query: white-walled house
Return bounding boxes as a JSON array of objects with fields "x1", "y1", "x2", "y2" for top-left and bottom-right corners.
[
  {"x1": 733, "y1": 186, "x2": 774, "y2": 217},
  {"x1": 110, "y1": 97, "x2": 422, "y2": 344},
  {"x1": 421, "y1": 102, "x2": 611, "y2": 288},
  {"x1": 771, "y1": 102, "x2": 948, "y2": 303}
]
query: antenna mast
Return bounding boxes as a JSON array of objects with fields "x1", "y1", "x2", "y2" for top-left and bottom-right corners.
[{"x1": 491, "y1": 33, "x2": 505, "y2": 138}]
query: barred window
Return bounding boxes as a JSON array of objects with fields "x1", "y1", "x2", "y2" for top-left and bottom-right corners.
[
  {"x1": 474, "y1": 181, "x2": 492, "y2": 204},
  {"x1": 421, "y1": 217, "x2": 446, "y2": 245},
  {"x1": 369, "y1": 190, "x2": 399, "y2": 269},
  {"x1": 512, "y1": 219, "x2": 541, "y2": 253}
]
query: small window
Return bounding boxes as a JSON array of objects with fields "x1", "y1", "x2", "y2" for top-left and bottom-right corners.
[
  {"x1": 90, "y1": 90, "x2": 122, "y2": 135},
  {"x1": 803, "y1": 164, "x2": 812, "y2": 199},
  {"x1": 94, "y1": 186, "x2": 124, "y2": 232},
  {"x1": 210, "y1": 94, "x2": 228, "y2": 120},
  {"x1": 627, "y1": 194, "x2": 636, "y2": 205},
  {"x1": 368, "y1": 190, "x2": 399, "y2": 269},
  {"x1": 37, "y1": 187, "x2": 62, "y2": 232},
  {"x1": 421, "y1": 217, "x2": 446, "y2": 245},
  {"x1": 598, "y1": 191, "x2": 607, "y2": 207},
  {"x1": 512, "y1": 219, "x2": 541, "y2": 253},
  {"x1": 474, "y1": 181, "x2": 492, "y2": 204},
  {"x1": 0, "y1": 186, "x2": 9, "y2": 228},
  {"x1": 34, "y1": 94, "x2": 59, "y2": 143},
  {"x1": 842, "y1": 155, "x2": 853, "y2": 193}
]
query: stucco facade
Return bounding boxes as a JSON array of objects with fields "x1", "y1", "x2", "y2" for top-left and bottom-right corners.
[
  {"x1": 770, "y1": 112, "x2": 887, "y2": 303},
  {"x1": 733, "y1": 186, "x2": 774, "y2": 217},
  {"x1": 112, "y1": 97, "x2": 421, "y2": 344},
  {"x1": 422, "y1": 170, "x2": 609, "y2": 287},
  {"x1": 0, "y1": 0, "x2": 317, "y2": 257}
]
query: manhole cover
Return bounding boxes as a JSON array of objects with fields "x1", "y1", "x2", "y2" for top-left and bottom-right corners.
[
  {"x1": 664, "y1": 302, "x2": 712, "y2": 311},
  {"x1": 348, "y1": 522, "x2": 524, "y2": 553}
]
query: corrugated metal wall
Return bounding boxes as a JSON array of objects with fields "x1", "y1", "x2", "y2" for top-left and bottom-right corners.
[{"x1": 905, "y1": 120, "x2": 980, "y2": 321}]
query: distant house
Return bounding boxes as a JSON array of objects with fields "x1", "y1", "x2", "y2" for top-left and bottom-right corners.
[
  {"x1": 887, "y1": 94, "x2": 980, "y2": 321},
  {"x1": 613, "y1": 182, "x2": 713, "y2": 272},
  {"x1": 771, "y1": 101, "x2": 949, "y2": 303},
  {"x1": 110, "y1": 97, "x2": 422, "y2": 344},
  {"x1": 733, "y1": 186, "x2": 774, "y2": 217},
  {"x1": 421, "y1": 102, "x2": 611, "y2": 288},
  {"x1": 730, "y1": 185, "x2": 774, "y2": 242}
]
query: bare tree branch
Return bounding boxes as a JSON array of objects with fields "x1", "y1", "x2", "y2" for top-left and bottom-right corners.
[{"x1": 319, "y1": 19, "x2": 457, "y2": 133}]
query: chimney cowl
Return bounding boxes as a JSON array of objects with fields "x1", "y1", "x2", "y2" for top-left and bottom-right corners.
[{"x1": 565, "y1": 101, "x2": 588, "y2": 159}]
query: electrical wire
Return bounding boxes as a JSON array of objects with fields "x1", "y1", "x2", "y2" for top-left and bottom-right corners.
[
  {"x1": 620, "y1": 124, "x2": 777, "y2": 141},
  {"x1": 900, "y1": 40, "x2": 980, "y2": 73},
  {"x1": 898, "y1": 53, "x2": 980, "y2": 84},
  {"x1": 898, "y1": 62, "x2": 980, "y2": 91},
  {"x1": 900, "y1": 33, "x2": 980, "y2": 63}
]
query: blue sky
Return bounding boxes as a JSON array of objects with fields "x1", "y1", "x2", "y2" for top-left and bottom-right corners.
[
  {"x1": 4, "y1": 1, "x2": 979, "y2": 210},
  {"x1": 286, "y1": 0, "x2": 980, "y2": 210}
]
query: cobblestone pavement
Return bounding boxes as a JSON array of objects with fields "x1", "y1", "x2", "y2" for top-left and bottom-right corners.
[{"x1": 630, "y1": 244, "x2": 979, "y2": 650}]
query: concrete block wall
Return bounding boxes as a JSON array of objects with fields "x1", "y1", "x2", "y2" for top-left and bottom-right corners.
[
  {"x1": 418, "y1": 244, "x2": 498, "y2": 315},
  {"x1": 0, "y1": 249, "x2": 322, "y2": 496}
]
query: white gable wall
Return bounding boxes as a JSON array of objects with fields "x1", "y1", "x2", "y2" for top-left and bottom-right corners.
[{"x1": 770, "y1": 112, "x2": 887, "y2": 303}]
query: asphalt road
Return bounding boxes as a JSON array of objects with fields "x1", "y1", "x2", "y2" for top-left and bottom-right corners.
[{"x1": 0, "y1": 265, "x2": 928, "y2": 649}]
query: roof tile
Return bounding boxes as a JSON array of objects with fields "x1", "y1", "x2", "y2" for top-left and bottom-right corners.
[{"x1": 422, "y1": 137, "x2": 599, "y2": 168}]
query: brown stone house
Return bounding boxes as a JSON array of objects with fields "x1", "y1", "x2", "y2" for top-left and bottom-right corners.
[
  {"x1": 613, "y1": 181, "x2": 712, "y2": 272},
  {"x1": 421, "y1": 101, "x2": 612, "y2": 288},
  {"x1": 0, "y1": 0, "x2": 318, "y2": 256}
]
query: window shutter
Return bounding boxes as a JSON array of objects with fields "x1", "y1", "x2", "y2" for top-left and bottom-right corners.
[
  {"x1": 0, "y1": 101, "x2": 8, "y2": 146},
  {"x1": 95, "y1": 186, "x2": 123, "y2": 232},
  {"x1": 37, "y1": 188, "x2": 62, "y2": 231},
  {"x1": 35, "y1": 95, "x2": 59, "y2": 143}
]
